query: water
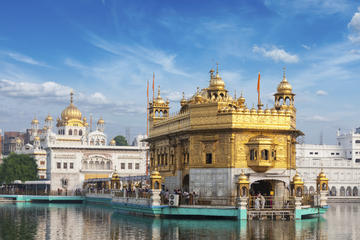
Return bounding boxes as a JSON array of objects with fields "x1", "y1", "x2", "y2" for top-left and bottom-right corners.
[{"x1": 0, "y1": 202, "x2": 359, "y2": 240}]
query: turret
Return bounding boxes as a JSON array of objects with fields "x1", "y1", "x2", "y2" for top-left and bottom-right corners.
[
  {"x1": 274, "y1": 67, "x2": 295, "y2": 110},
  {"x1": 97, "y1": 117, "x2": 105, "y2": 132},
  {"x1": 149, "y1": 86, "x2": 170, "y2": 124}
]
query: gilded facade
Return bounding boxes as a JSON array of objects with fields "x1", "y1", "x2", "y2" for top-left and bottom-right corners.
[{"x1": 147, "y1": 67, "x2": 302, "y2": 203}]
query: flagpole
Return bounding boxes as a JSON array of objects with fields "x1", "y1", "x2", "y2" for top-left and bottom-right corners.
[
  {"x1": 146, "y1": 79, "x2": 149, "y2": 176},
  {"x1": 257, "y1": 72, "x2": 263, "y2": 109}
]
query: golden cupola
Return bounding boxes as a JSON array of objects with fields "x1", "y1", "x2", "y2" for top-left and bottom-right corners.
[
  {"x1": 61, "y1": 92, "x2": 82, "y2": 120},
  {"x1": 57, "y1": 91, "x2": 85, "y2": 127},
  {"x1": 277, "y1": 72, "x2": 293, "y2": 94},
  {"x1": 208, "y1": 65, "x2": 225, "y2": 90}
]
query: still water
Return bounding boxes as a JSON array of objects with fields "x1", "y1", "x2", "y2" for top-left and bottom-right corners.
[{"x1": 0, "y1": 202, "x2": 359, "y2": 240}]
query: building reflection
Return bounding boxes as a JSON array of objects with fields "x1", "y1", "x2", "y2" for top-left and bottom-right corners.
[{"x1": 5, "y1": 203, "x2": 360, "y2": 240}]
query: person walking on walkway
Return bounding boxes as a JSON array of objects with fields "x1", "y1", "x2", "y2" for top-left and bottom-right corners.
[{"x1": 260, "y1": 193, "x2": 266, "y2": 209}]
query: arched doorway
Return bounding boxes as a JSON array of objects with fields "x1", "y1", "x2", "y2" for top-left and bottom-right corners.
[
  {"x1": 304, "y1": 186, "x2": 308, "y2": 194},
  {"x1": 340, "y1": 186, "x2": 345, "y2": 196},
  {"x1": 353, "y1": 187, "x2": 358, "y2": 196},
  {"x1": 346, "y1": 187, "x2": 352, "y2": 196},
  {"x1": 330, "y1": 186, "x2": 337, "y2": 196},
  {"x1": 250, "y1": 180, "x2": 272, "y2": 196},
  {"x1": 182, "y1": 175, "x2": 189, "y2": 192},
  {"x1": 309, "y1": 186, "x2": 315, "y2": 194}
]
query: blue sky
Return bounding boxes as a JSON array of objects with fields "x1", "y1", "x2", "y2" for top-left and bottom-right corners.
[{"x1": 0, "y1": 0, "x2": 360, "y2": 143}]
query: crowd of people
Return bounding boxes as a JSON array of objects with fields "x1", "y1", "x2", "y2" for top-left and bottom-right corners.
[{"x1": 160, "y1": 189, "x2": 198, "y2": 205}]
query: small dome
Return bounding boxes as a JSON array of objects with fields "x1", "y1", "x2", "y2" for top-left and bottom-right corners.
[
  {"x1": 250, "y1": 106, "x2": 257, "y2": 114},
  {"x1": 318, "y1": 170, "x2": 327, "y2": 179},
  {"x1": 277, "y1": 71, "x2": 293, "y2": 94},
  {"x1": 45, "y1": 114, "x2": 53, "y2": 121},
  {"x1": 265, "y1": 108, "x2": 271, "y2": 114},
  {"x1": 151, "y1": 170, "x2": 160, "y2": 176},
  {"x1": 110, "y1": 139, "x2": 116, "y2": 146},
  {"x1": 34, "y1": 136, "x2": 40, "y2": 141},
  {"x1": 237, "y1": 95, "x2": 245, "y2": 105},
  {"x1": 293, "y1": 172, "x2": 303, "y2": 183},
  {"x1": 97, "y1": 117, "x2": 105, "y2": 125},
  {"x1": 31, "y1": 118, "x2": 39, "y2": 125},
  {"x1": 16, "y1": 138, "x2": 22, "y2": 144},
  {"x1": 111, "y1": 171, "x2": 119, "y2": 180}
]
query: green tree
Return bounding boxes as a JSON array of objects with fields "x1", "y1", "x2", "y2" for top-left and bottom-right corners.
[
  {"x1": 114, "y1": 135, "x2": 129, "y2": 146},
  {"x1": 0, "y1": 153, "x2": 38, "y2": 184}
]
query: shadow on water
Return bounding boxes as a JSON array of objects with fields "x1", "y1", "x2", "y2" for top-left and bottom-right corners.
[{"x1": 1, "y1": 203, "x2": 360, "y2": 239}]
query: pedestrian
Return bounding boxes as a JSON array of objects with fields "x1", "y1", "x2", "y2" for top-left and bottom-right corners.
[
  {"x1": 260, "y1": 193, "x2": 266, "y2": 209},
  {"x1": 255, "y1": 196, "x2": 260, "y2": 209}
]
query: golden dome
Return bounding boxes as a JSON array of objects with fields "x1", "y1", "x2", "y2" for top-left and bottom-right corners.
[
  {"x1": 237, "y1": 170, "x2": 249, "y2": 184},
  {"x1": 195, "y1": 87, "x2": 203, "y2": 103},
  {"x1": 61, "y1": 92, "x2": 82, "y2": 121},
  {"x1": 151, "y1": 170, "x2": 160, "y2": 176},
  {"x1": 111, "y1": 171, "x2": 119, "y2": 180},
  {"x1": 154, "y1": 87, "x2": 165, "y2": 104},
  {"x1": 31, "y1": 118, "x2": 39, "y2": 125},
  {"x1": 16, "y1": 138, "x2": 22, "y2": 144},
  {"x1": 277, "y1": 69, "x2": 293, "y2": 94},
  {"x1": 209, "y1": 66, "x2": 225, "y2": 90},
  {"x1": 237, "y1": 93, "x2": 245, "y2": 105},
  {"x1": 180, "y1": 92, "x2": 187, "y2": 106},
  {"x1": 45, "y1": 114, "x2": 53, "y2": 121},
  {"x1": 34, "y1": 136, "x2": 40, "y2": 141},
  {"x1": 110, "y1": 139, "x2": 116, "y2": 146},
  {"x1": 97, "y1": 117, "x2": 105, "y2": 125},
  {"x1": 318, "y1": 170, "x2": 327, "y2": 179},
  {"x1": 293, "y1": 172, "x2": 303, "y2": 183}
]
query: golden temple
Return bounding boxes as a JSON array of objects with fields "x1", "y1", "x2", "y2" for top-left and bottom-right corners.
[{"x1": 147, "y1": 66, "x2": 302, "y2": 201}]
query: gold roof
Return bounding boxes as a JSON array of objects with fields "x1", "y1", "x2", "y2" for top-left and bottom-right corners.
[
  {"x1": 292, "y1": 171, "x2": 303, "y2": 184},
  {"x1": 97, "y1": 117, "x2": 105, "y2": 125},
  {"x1": 45, "y1": 114, "x2": 53, "y2": 121},
  {"x1": 237, "y1": 170, "x2": 249, "y2": 184},
  {"x1": 209, "y1": 65, "x2": 225, "y2": 90},
  {"x1": 317, "y1": 170, "x2": 328, "y2": 181},
  {"x1": 110, "y1": 139, "x2": 116, "y2": 146},
  {"x1": 61, "y1": 92, "x2": 82, "y2": 121},
  {"x1": 277, "y1": 68, "x2": 293, "y2": 94},
  {"x1": 31, "y1": 117, "x2": 39, "y2": 125},
  {"x1": 154, "y1": 86, "x2": 165, "y2": 104}
]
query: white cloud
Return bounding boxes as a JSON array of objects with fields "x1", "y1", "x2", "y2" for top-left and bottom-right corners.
[
  {"x1": 348, "y1": 7, "x2": 360, "y2": 43},
  {"x1": 301, "y1": 44, "x2": 311, "y2": 50},
  {"x1": 86, "y1": 33, "x2": 189, "y2": 77},
  {"x1": 305, "y1": 115, "x2": 330, "y2": 122},
  {"x1": 0, "y1": 79, "x2": 71, "y2": 98},
  {"x1": 4, "y1": 51, "x2": 48, "y2": 67},
  {"x1": 253, "y1": 45, "x2": 299, "y2": 63},
  {"x1": 0, "y1": 79, "x2": 143, "y2": 114},
  {"x1": 316, "y1": 90, "x2": 328, "y2": 96}
]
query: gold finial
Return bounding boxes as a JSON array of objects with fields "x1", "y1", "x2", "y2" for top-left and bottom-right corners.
[
  {"x1": 158, "y1": 85, "x2": 161, "y2": 97},
  {"x1": 70, "y1": 91, "x2": 74, "y2": 104},
  {"x1": 197, "y1": 87, "x2": 200, "y2": 94},
  {"x1": 216, "y1": 62, "x2": 219, "y2": 74},
  {"x1": 234, "y1": 90, "x2": 237, "y2": 99},
  {"x1": 283, "y1": 67, "x2": 287, "y2": 81},
  {"x1": 182, "y1": 92, "x2": 185, "y2": 99},
  {"x1": 209, "y1": 68, "x2": 215, "y2": 78}
]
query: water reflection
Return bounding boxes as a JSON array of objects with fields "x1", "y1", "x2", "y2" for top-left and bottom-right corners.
[{"x1": 0, "y1": 203, "x2": 359, "y2": 239}]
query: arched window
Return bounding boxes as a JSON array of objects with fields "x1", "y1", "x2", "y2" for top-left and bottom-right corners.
[
  {"x1": 261, "y1": 150, "x2": 269, "y2": 160},
  {"x1": 96, "y1": 139, "x2": 100, "y2": 145},
  {"x1": 90, "y1": 139, "x2": 94, "y2": 145},
  {"x1": 79, "y1": 130, "x2": 82, "y2": 136},
  {"x1": 279, "y1": 97, "x2": 284, "y2": 105},
  {"x1": 69, "y1": 129, "x2": 72, "y2": 135},
  {"x1": 285, "y1": 97, "x2": 290, "y2": 106},
  {"x1": 330, "y1": 186, "x2": 337, "y2": 196},
  {"x1": 101, "y1": 139, "x2": 105, "y2": 145},
  {"x1": 250, "y1": 149, "x2": 255, "y2": 160},
  {"x1": 74, "y1": 129, "x2": 78, "y2": 135},
  {"x1": 340, "y1": 186, "x2": 345, "y2": 196}
]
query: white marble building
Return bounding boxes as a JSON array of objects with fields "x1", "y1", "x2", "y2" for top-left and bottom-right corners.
[
  {"x1": 16, "y1": 92, "x2": 148, "y2": 192},
  {"x1": 296, "y1": 127, "x2": 360, "y2": 196}
]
